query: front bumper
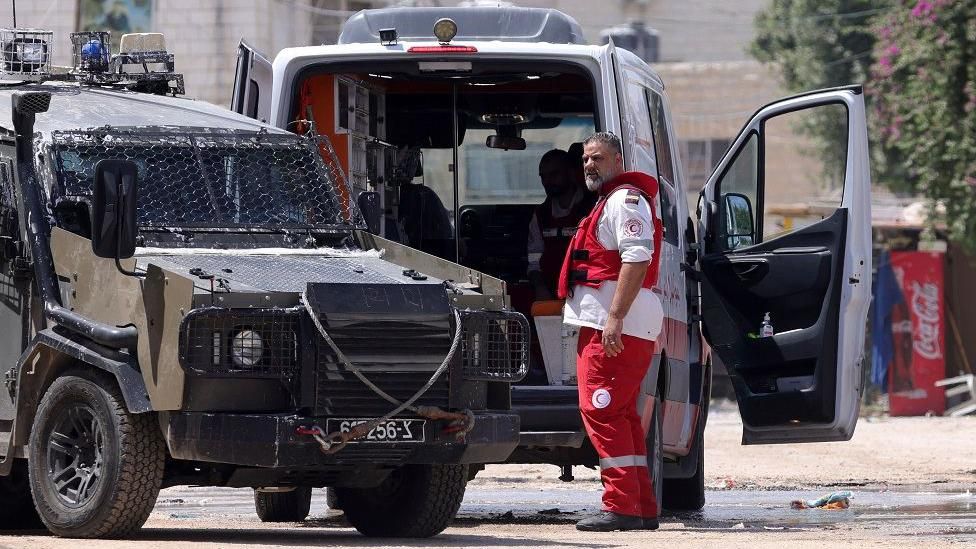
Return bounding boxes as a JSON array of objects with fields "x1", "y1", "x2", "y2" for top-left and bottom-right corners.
[{"x1": 164, "y1": 410, "x2": 520, "y2": 468}]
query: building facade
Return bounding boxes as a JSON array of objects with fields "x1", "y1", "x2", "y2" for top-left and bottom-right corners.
[{"x1": 1, "y1": 0, "x2": 385, "y2": 107}]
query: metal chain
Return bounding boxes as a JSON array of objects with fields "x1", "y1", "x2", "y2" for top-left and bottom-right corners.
[{"x1": 298, "y1": 291, "x2": 473, "y2": 454}]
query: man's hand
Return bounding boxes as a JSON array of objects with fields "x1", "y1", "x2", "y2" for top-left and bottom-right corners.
[
  {"x1": 602, "y1": 314, "x2": 625, "y2": 357},
  {"x1": 603, "y1": 260, "x2": 650, "y2": 357}
]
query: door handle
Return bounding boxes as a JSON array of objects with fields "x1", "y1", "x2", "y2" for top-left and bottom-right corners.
[{"x1": 729, "y1": 260, "x2": 768, "y2": 280}]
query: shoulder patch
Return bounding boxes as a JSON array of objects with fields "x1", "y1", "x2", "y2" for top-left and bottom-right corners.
[{"x1": 624, "y1": 190, "x2": 641, "y2": 205}]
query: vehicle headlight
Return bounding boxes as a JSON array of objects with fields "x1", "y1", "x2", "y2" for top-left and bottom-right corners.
[
  {"x1": 18, "y1": 42, "x2": 45, "y2": 63},
  {"x1": 230, "y1": 329, "x2": 264, "y2": 367}
]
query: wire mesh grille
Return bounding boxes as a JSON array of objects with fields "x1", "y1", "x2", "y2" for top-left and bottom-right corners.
[
  {"x1": 180, "y1": 307, "x2": 301, "y2": 377},
  {"x1": 51, "y1": 127, "x2": 363, "y2": 228},
  {"x1": 0, "y1": 29, "x2": 53, "y2": 79},
  {"x1": 459, "y1": 310, "x2": 529, "y2": 382}
]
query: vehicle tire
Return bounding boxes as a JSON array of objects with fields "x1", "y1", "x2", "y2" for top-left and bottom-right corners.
[
  {"x1": 325, "y1": 487, "x2": 341, "y2": 510},
  {"x1": 254, "y1": 487, "x2": 312, "y2": 522},
  {"x1": 0, "y1": 459, "x2": 43, "y2": 529},
  {"x1": 646, "y1": 394, "x2": 664, "y2": 517},
  {"x1": 334, "y1": 463, "x2": 467, "y2": 537},
  {"x1": 27, "y1": 374, "x2": 165, "y2": 538},
  {"x1": 662, "y1": 373, "x2": 709, "y2": 511},
  {"x1": 661, "y1": 427, "x2": 705, "y2": 511}
]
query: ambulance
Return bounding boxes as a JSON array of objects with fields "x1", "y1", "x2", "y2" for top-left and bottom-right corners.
[{"x1": 231, "y1": 5, "x2": 872, "y2": 512}]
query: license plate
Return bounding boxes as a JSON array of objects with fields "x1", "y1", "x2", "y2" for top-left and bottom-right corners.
[{"x1": 325, "y1": 418, "x2": 426, "y2": 443}]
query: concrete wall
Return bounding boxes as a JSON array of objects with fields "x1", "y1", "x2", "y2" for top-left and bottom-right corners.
[
  {"x1": 515, "y1": 0, "x2": 770, "y2": 62},
  {"x1": 0, "y1": 0, "x2": 324, "y2": 106}
]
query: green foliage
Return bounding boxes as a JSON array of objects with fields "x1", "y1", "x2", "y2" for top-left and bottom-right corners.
[
  {"x1": 751, "y1": 0, "x2": 902, "y2": 185},
  {"x1": 871, "y1": 1, "x2": 976, "y2": 247}
]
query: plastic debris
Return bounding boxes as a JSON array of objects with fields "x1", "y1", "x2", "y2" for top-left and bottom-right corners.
[{"x1": 790, "y1": 491, "x2": 852, "y2": 510}]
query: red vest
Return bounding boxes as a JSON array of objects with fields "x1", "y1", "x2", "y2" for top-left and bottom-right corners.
[
  {"x1": 557, "y1": 172, "x2": 663, "y2": 299},
  {"x1": 534, "y1": 192, "x2": 597, "y2": 289}
]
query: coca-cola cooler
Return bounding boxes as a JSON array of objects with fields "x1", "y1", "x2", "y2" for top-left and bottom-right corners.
[{"x1": 888, "y1": 251, "x2": 946, "y2": 416}]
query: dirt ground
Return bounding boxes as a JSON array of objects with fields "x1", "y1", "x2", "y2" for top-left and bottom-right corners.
[{"x1": 2, "y1": 405, "x2": 975, "y2": 548}]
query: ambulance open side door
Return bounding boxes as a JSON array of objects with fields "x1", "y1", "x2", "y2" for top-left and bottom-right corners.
[
  {"x1": 231, "y1": 40, "x2": 273, "y2": 123},
  {"x1": 697, "y1": 86, "x2": 872, "y2": 444}
]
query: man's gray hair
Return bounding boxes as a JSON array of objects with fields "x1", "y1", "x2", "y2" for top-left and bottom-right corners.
[{"x1": 582, "y1": 132, "x2": 622, "y2": 155}]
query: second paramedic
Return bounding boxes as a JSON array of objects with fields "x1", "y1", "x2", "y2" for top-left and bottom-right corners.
[
  {"x1": 526, "y1": 148, "x2": 594, "y2": 300},
  {"x1": 558, "y1": 132, "x2": 664, "y2": 532}
]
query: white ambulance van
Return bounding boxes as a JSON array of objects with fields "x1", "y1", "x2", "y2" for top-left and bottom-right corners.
[{"x1": 231, "y1": 5, "x2": 871, "y2": 513}]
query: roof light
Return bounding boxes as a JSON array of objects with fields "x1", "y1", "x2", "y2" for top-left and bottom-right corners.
[
  {"x1": 0, "y1": 29, "x2": 53, "y2": 79},
  {"x1": 433, "y1": 18, "x2": 458, "y2": 43},
  {"x1": 70, "y1": 31, "x2": 111, "y2": 73},
  {"x1": 119, "y1": 32, "x2": 166, "y2": 54},
  {"x1": 480, "y1": 113, "x2": 526, "y2": 125},
  {"x1": 408, "y1": 45, "x2": 477, "y2": 54}
]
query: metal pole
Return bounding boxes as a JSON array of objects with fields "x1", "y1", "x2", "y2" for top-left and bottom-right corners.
[
  {"x1": 12, "y1": 0, "x2": 16, "y2": 27},
  {"x1": 452, "y1": 82, "x2": 460, "y2": 263}
]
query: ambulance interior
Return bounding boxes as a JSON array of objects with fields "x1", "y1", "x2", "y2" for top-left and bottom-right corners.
[{"x1": 292, "y1": 61, "x2": 598, "y2": 384}]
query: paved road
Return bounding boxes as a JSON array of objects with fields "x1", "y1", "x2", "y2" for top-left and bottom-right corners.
[
  {"x1": 2, "y1": 409, "x2": 975, "y2": 548},
  {"x1": 2, "y1": 484, "x2": 974, "y2": 548}
]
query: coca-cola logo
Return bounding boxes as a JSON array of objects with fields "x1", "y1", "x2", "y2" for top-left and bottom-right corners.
[{"x1": 910, "y1": 281, "x2": 942, "y2": 360}]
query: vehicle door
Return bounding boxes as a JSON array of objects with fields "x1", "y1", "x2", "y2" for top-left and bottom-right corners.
[
  {"x1": 697, "y1": 86, "x2": 871, "y2": 444},
  {"x1": 231, "y1": 40, "x2": 273, "y2": 122},
  {"x1": 607, "y1": 45, "x2": 694, "y2": 449}
]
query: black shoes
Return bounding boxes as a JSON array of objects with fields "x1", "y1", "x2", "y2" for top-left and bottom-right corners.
[
  {"x1": 642, "y1": 517, "x2": 659, "y2": 530},
  {"x1": 576, "y1": 511, "x2": 646, "y2": 532}
]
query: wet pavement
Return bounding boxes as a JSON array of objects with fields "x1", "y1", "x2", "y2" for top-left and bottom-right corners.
[{"x1": 152, "y1": 483, "x2": 976, "y2": 540}]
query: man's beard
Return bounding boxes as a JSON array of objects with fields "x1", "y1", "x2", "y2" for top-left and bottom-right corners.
[{"x1": 585, "y1": 173, "x2": 603, "y2": 192}]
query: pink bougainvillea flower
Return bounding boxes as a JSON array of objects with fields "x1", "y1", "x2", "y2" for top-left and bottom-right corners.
[{"x1": 912, "y1": 0, "x2": 933, "y2": 18}]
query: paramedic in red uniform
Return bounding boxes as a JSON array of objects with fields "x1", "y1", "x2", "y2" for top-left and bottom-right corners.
[
  {"x1": 526, "y1": 148, "x2": 595, "y2": 299},
  {"x1": 558, "y1": 132, "x2": 664, "y2": 532}
]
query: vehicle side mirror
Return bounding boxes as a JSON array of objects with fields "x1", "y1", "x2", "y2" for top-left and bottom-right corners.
[
  {"x1": 357, "y1": 190, "x2": 381, "y2": 234},
  {"x1": 91, "y1": 159, "x2": 139, "y2": 259},
  {"x1": 722, "y1": 192, "x2": 754, "y2": 250}
]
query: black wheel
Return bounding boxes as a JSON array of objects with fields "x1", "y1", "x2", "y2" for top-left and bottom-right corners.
[
  {"x1": 334, "y1": 464, "x2": 467, "y2": 537},
  {"x1": 661, "y1": 426, "x2": 705, "y2": 511},
  {"x1": 325, "y1": 487, "x2": 341, "y2": 510},
  {"x1": 254, "y1": 487, "x2": 312, "y2": 522},
  {"x1": 27, "y1": 374, "x2": 165, "y2": 538},
  {"x1": 646, "y1": 394, "x2": 664, "y2": 517},
  {"x1": 662, "y1": 374, "x2": 709, "y2": 511},
  {"x1": 0, "y1": 459, "x2": 43, "y2": 529}
]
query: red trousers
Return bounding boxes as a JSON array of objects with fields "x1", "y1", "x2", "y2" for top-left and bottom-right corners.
[{"x1": 577, "y1": 326, "x2": 657, "y2": 518}]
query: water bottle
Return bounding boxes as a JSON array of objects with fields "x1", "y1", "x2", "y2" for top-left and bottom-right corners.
[{"x1": 760, "y1": 312, "x2": 774, "y2": 338}]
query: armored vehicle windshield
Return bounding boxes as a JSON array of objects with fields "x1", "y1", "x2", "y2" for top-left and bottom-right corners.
[{"x1": 48, "y1": 127, "x2": 360, "y2": 230}]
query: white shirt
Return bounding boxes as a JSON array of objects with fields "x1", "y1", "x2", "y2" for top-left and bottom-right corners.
[
  {"x1": 562, "y1": 189, "x2": 663, "y2": 341},
  {"x1": 526, "y1": 187, "x2": 586, "y2": 273}
]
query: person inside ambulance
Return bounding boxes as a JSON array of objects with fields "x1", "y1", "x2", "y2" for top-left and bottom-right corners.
[
  {"x1": 526, "y1": 148, "x2": 595, "y2": 300},
  {"x1": 558, "y1": 132, "x2": 664, "y2": 532}
]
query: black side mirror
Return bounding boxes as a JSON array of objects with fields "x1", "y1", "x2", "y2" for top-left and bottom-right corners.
[
  {"x1": 357, "y1": 191, "x2": 381, "y2": 235},
  {"x1": 91, "y1": 159, "x2": 139, "y2": 260},
  {"x1": 721, "y1": 192, "x2": 755, "y2": 250}
]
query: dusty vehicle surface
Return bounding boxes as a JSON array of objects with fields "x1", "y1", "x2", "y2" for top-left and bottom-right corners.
[
  {"x1": 0, "y1": 30, "x2": 526, "y2": 539},
  {"x1": 234, "y1": 5, "x2": 874, "y2": 515}
]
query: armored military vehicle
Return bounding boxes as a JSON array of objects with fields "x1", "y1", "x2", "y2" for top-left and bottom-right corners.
[{"x1": 0, "y1": 29, "x2": 526, "y2": 538}]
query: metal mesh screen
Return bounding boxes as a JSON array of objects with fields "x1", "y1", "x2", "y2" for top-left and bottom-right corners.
[
  {"x1": 179, "y1": 307, "x2": 301, "y2": 377},
  {"x1": 51, "y1": 128, "x2": 363, "y2": 229},
  {"x1": 459, "y1": 310, "x2": 529, "y2": 382},
  {"x1": 0, "y1": 29, "x2": 53, "y2": 80}
]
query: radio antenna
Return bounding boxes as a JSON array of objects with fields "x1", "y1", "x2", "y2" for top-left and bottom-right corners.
[{"x1": 11, "y1": 0, "x2": 16, "y2": 27}]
